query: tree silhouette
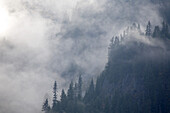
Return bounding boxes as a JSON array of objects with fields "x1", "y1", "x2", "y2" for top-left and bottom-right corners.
[
  {"x1": 60, "y1": 89, "x2": 67, "y2": 112},
  {"x1": 78, "y1": 75, "x2": 82, "y2": 100},
  {"x1": 146, "y1": 21, "x2": 152, "y2": 37},
  {"x1": 67, "y1": 81, "x2": 74, "y2": 101},
  {"x1": 42, "y1": 99, "x2": 50, "y2": 113},
  {"x1": 153, "y1": 26, "x2": 161, "y2": 38},
  {"x1": 52, "y1": 81, "x2": 58, "y2": 111}
]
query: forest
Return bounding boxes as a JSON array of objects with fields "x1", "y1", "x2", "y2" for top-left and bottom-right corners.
[{"x1": 42, "y1": 21, "x2": 170, "y2": 113}]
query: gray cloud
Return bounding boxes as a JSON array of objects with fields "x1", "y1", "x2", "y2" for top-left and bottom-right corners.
[{"x1": 0, "y1": 0, "x2": 165, "y2": 113}]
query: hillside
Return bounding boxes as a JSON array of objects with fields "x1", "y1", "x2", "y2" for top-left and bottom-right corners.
[
  {"x1": 92, "y1": 22, "x2": 170, "y2": 113},
  {"x1": 41, "y1": 21, "x2": 170, "y2": 113}
]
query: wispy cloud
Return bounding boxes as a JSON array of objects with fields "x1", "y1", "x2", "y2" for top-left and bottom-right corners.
[{"x1": 0, "y1": 0, "x2": 165, "y2": 113}]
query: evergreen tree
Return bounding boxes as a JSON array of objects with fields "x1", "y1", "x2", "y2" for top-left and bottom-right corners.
[
  {"x1": 67, "y1": 81, "x2": 74, "y2": 101},
  {"x1": 95, "y1": 77, "x2": 101, "y2": 96},
  {"x1": 84, "y1": 79, "x2": 95, "y2": 103},
  {"x1": 60, "y1": 89, "x2": 67, "y2": 112},
  {"x1": 161, "y1": 21, "x2": 170, "y2": 38},
  {"x1": 146, "y1": 21, "x2": 152, "y2": 37},
  {"x1": 89, "y1": 79, "x2": 95, "y2": 95},
  {"x1": 61, "y1": 89, "x2": 67, "y2": 103},
  {"x1": 161, "y1": 21, "x2": 166, "y2": 38},
  {"x1": 52, "y1": 81, "x2": 58, "y2": 111},
  {"x1": 108, "y1": 37, "x2": 114, "y2": 51},
  {"x1": 42, "y1": 99, "x2": 50, "y2": 113},
  {"x1": 114, "y1": 36, "x2": 119, "y2": 45},
  {"x1": 153, "y1": 26, "x2": 161, "y2": 38},
  {"x1": 78, "y1": 75, "x2": 82, "y2": 100}
]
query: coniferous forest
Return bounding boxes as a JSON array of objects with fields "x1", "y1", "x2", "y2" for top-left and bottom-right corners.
[
  {"x1": 42, "y1": 21, "x2": 170, "y2": 113},
  {"x1": 1, "y1": 0, "x2": 170, "y2": 113}
]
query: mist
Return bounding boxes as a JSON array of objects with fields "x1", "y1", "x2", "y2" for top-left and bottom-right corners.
[{"x1": 0, "y1": 0, "x2": 165, "y2": 113}]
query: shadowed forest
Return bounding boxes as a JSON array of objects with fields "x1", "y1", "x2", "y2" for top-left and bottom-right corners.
[
  {"x1": 42, "y1": 21, "x2": 170, "y2": 113},
  {"x1": 0, "y1": 0, "x2": 170, "y2": 113}
]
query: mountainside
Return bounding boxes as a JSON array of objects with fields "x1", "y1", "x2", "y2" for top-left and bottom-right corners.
[
  {"x1": 92, "y1": 23, "x2": 170, "y2": 113},
  {"x1": 41, "y1": 22, "x2": 170, "y2": 113}
]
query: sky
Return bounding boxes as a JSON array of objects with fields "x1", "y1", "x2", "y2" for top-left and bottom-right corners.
[{"x1": 0, "y1": 0, "x2": 164, "y2": 113}]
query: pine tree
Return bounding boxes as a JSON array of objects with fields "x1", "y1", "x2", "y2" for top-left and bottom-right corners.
[
  {"x1": 52, "y1": 81, "x2": 58, "y2": 111},
  {"x1": 78, "y1": 75, "x2": 82, "y2": 100},
  {"x1": 88, "y1": 79, "x2": 95, "y2": 97},
  {"x1": 60, "y1": 89, "x2": 67, "y2": 112},
  {"x1": 160, "y1": 21, "x2": 170, "y2": 38},
  {"x1": 146, "y1": 21, "x2": 152, "y2": 37},
  {"x1": 114, "y1": 36, "x2": 119, "y2": 46},
  {"x1": 109, "y1": 37, "x2": 114, "y2": 50},
  {"x1": 66, "y1": 81, "x2": 75, "y2": 113},
  {"x1": 67, "y1": 81, "x2": 74, "y2": 101},
  {"x1": 84, "y1": 79, "x2": 95, "y2": 103},
  {"x1": 42, "y1": 99, "x2": 50, "y2": 113},
  {"x1": 61, "y1": 89, "x2": 67, "y2": 102},
  {"x1": 153, "y1": 26, "x2": 161, "y2": 38},
  {"x1": 161, "y1": 21, "x2": 166, "y2": 38},
  {"x1": 95, "y1": 76, "x2": 101, "y2": 96}
]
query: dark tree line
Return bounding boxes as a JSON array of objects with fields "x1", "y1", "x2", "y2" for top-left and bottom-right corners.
[
  {"x1": 42, "y1": 75, "x2": 85, "y2": 113},
  {"x1": 109, "y1": 21, "x2": 170, "y2": 50},
  {"x1": 147, "y1": 21, "x2": 170, "y2": 38},
  {"x1": 42, "y1": 21, "x2": 170, "y2": 113}
]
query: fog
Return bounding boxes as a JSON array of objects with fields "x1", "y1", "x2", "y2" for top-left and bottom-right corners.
[{"x1": 0, "y1": 0, "x2": 164, "y2": 113}]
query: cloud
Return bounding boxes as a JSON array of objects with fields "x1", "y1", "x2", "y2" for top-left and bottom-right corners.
[{"x1": 0, "y1": 0, "x2": 166, "y2": 113}]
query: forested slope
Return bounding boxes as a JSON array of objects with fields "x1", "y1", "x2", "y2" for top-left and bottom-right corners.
[{"x1": 42, "y1": 21, "x2": 170, "y2": 113}]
